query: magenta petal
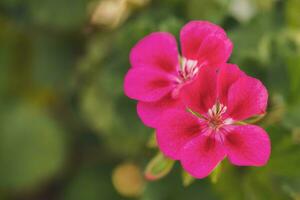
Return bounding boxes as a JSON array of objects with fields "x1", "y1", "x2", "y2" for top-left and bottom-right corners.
[
  {"x1": 156, "y1": 110, "x2": 201, "y2": 160},
  {"x1": 224, "y1": 125, "x2": 271, "y2": 166},
  {"x1": 181, "y1": 66, "x2": 217, "y2": 115},
  {"x1": 180, "y1": 135, "x2": 226, "y2": 179},
  {"x1": 197, "y1": 33, "x2": 233, "y2": 67},
  {"x1": 130, "y1": 32, "x2": 179, "y2": 73},
  {"x1": 180, "y1": 21, "x2": 232, "y2": 66},
  {"x1": 137, "y1": 94, "x2": 184, "y2": 128},
  {"x1": 217, "y1": 64, "x2": 246, "y2": 105},
  {"x1": 226, "y1": 76, "x2": 268, "y2": 121},
  {"x1": 124, "y1": 67, "x2": 174, "y2": 102}
]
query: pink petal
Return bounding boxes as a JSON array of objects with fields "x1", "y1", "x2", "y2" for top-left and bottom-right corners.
[
  {"x1": 181, "y1": 66, "x2": 217, "y2": 115},
  {"x1": 226, "y1": 76, "x2": 268, "y2": 121},
  {"x1": 180, "y1": 21, "x2": 232, "y2": 66},
  {"x1": 224, "y1": 125, "x2": 271, "y2": 166},
  {"x1": 217, "y1": 64, "x2": 246, "y2": 105},
  {"x1": 130, "y1": 32, "x2": 179, "y2": 73},
  {"x1": 180, "y1": 135, "x2": 226, "y2": 179},
  {"x1": 156, "y1": 109, "x2": 202, "y2": 160},
  {"x1": 124, "y1": 67, "x2": 174, "y2": 102},
  {"x1": 197, "y1": 34, "x2": 233, "y2": 67},
  {"x1": 137, "y1": 94, "x2": 185, "y2": 128}
]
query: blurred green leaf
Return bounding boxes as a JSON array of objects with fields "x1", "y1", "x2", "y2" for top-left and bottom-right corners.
[
  {"x1": 210, "y1": 162, "x2": 222, "y2": 184},
  {"x1": 228, "y1": 14, "x2": 274, "y2": 66},
  {"x1": 254, "y1": 0, "x2": 275, "y2": 11},
  {"x1": 0, "y1": 102, "x2": 67, "y2": 190},
  {"x1": 0, "y1": 0, "x2": 22, "y2": 7},
  {"x1": 266, "y1": 131, "x2": 300, "y2": 178},
  {"x1": 80, "y1": 82, "x2": 149, "y2": 157},
  {"x1": 28, "y1": 0, "x2": 88, "y2": 30},
  {"x1": 31, "y1": 34, "x2": 76, "y2": 91},
  {"x1": 214, "y1": 163, "x2": 244, "y2": 200},
  {"x1": 142, "y1": 164, "x2": 219, "y2": 200},
  {"x1": 186, "y1": 0, "x2": 229, "y2": 24},
  {"x1": 145, "y1": 152, "x2": 175, "y2": 181},
  {"x1": 285, "y1": 0, "x2": 300, "y2": 29},
  {"x1": 182, "y1": 170, "x2": 195, "y2": 187},
  {"x1": 215, "y1": 162, "x2": 287, "y2": 200},
  {"x1": 283, "y1": 103, "x2": 300, "y2": 129},
  {"x1": 147, "y1": 131, "x2": 157, "y2": 149},
  {"x1": 63, "y1": 166, "x2": 122, "y2": 200},
  {"x1": 282, "y1": 179, "x2": 300, "y2": 199},
  {"x1": 286, "y1": 54, "x2": 300, "y2": 102}
]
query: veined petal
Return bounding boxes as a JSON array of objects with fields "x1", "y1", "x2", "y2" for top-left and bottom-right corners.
[
  {"x1": 180, "y1": 21, "x2": 232, "y2": 66},
  {"x1": 224, "y1": 125, "x2": 271, "y2": 166},
  {"x1": 226, "y1": 76, "x2": 268, "y2": 121},
  {"x1": 156, "y1": 109, "x2": 202, "y2": 160},
  {"x1": 181, "y1": 66, "x2": 218, "y2": 115},
  {"x1": 124, "y1": 67, "x2": 174, "y2": 102},
  {"x1": 180, "y1": 135, "x2": 226, "y2": 179},
  {"x1": 130, "y1": 32, "x2": 179, "y2": 73},
  {"x1": 137, "y1": 94, "x2": 184, "y2": 128}
]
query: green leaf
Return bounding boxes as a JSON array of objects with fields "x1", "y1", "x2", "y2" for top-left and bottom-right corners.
[
  {"x1": 186, "y1": 0, "x2": 229, "y2": 24},
  {"x1": 145, "y1": 152, "x2": 175, "y2": 181},
  {"x1": 283, "y1": 103, "x2": 300, "y2": 129},
  {"x1": 28, "y1": 0, "x2": 88, "y2": 30},
  {"x1": 31, "y1": 34, "x2": 75, "y2": 91},
  {"x1": 182, "y1": 170, "x2": 195, "y2": 187},
  {"x1": 281, "y1": 180, "x2": 300, "y2": 200},
  {"x1": 266, "y1": 133, "x2": 300, "y2": 177},
  {"x1": 210, "y1": 162, "x2": 222, "y2": 184},
  {"x1": 63, "y1": 166, "x2": 122, "y2": 200},
  {"x1": 261, "y1": 94, "x2": 285, "y2": 126},
  {"x1": 286, "y1": 54, "x2": 300, "y2": 102},
  {"x1": 0, "y1": 102, "x2": 66, "y2": 190},
  {"x1": 292, "y1": 127, "x2": 300, "y2": 144},
  {"x1": 147, "y1": 131, "x2": 157, "y2": 149},
  {"x1": 285, "y1": 0, "x2": 300, "y2": 28},
  {"x1": 228, "y1": 14, "x2": 274, "y2": 66}
]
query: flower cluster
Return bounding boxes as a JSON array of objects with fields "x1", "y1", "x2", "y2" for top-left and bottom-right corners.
[{"x1": 124, "y1": 21, "x2": 270, "y2": 179}]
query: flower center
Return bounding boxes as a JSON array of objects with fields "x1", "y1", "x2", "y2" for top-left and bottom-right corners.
[
  {"x1": 178, "y1": 57, "x2": 199, "y2": 82},
  {"x1": 206, "y1": 103, "x2": 232, "y2": 130}
]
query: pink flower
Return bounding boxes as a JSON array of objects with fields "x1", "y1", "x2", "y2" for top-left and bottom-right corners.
[
  {"x1": 156, "y1": 64, "x2": 270, "y2": 179},
  {"x1": 124, "y1": 21, "x2": 233, "y2": 128}
]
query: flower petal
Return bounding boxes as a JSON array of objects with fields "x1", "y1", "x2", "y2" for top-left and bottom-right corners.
[
  {"x1": 181, "y1": 66, "x2": 217, "y2": 115},
  {"x1": 124, "y1": 67, "x2": 174, "y2": 102},
  {"x1": 180, "y1": 135, "x2": 226, "y2": 179},
  {"x1": 217, "y1": 64, "x2": 246, "y2": 105},
  {"x1": 156, "y1": 109, "x2": 202, "y2": 160},
  {"x1": 180, "y1": 21, "x2": 232, "y2": 66},
  {"x1": 197, "y1": 34, "x2": 233, "y2": 67},
  {"x1": 137, "y1": 94, "x2": 184, "y2": 128},
  {"x1": 224, "y1": 125, "x2": 271, "y2": 166},
  {"x1": 226, "y1": 76, "x2": 268, "y2": 121},
  {"x1": 130, "y1": 32, "x2": 179, "y2": 73}
]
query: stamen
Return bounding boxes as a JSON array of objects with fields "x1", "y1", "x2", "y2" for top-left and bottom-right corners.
[
  {"x1": 208, "y1": 103, "x2": 227, "y2": 118},
  {"x1": 206, "y1": 103, "x2": 232, "y2": 131},
  {"x1": 178, "y1": 57, "x2": 199, "y2": 82}
]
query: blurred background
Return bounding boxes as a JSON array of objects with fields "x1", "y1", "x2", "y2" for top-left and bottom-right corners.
[{"x1": 0, "y1": 0, "x2": 300, "y2": 199}]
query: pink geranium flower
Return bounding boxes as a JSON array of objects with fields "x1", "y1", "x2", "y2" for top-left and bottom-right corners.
[
  {"x1": 124, "y1": 21, "x2": 233, "y2": 128},
  {"x1": 156, "y1": 64, "x2": 270, "y2": 179}
]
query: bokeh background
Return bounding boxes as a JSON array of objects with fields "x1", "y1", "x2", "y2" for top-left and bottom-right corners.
[{"x1": 0, "y1": 0, "x2": 300, "y2": 199}]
